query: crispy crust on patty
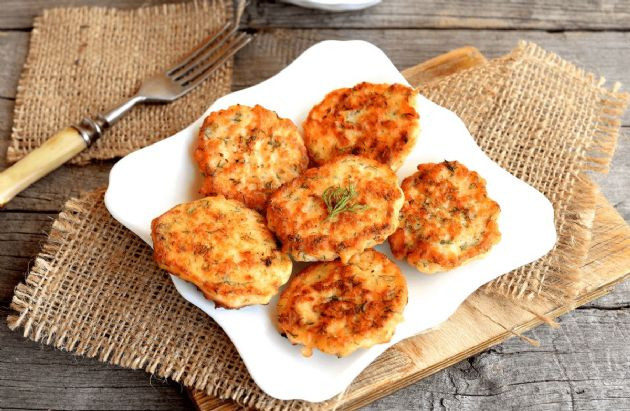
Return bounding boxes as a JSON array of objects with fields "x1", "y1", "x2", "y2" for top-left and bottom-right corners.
[
  {"x1": 151, "y1": 196, "x2": 292, "y2": 308},
  {"x1": 276, "y1": 249, "x2": 407, "y2": 357},
  {"x1": 266, "y1": 155, "x2": 404, "y2": 264},
  {"x1": 194, "y1": 104, "x2": 309, "y2": 212},
  {"x1": 389, "y1": 161, "x2": 501, "y2": 273},
  {"x1": 303, "y1": 82, "x2": 419, "y2": 171}
]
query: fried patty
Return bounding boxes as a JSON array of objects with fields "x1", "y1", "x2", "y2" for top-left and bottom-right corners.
[
  {"x1": 303, "y1": 82, "x2": 419, "y2": 171},
  {"x1": 266, "y1": 155, "x2": 404, "y2": 264},
  {"x1": 276, "y1": 249, "x2": 407, "y2": 357},
  {"x1": 194, "y1": 104, "x2": 309, "y2": 212},
  {"x1": 388, "y1": 161, "x2": 501, "y2": 273},
  {"x1": 151, "y1": 196, "x2": 292, "y2": 308}
]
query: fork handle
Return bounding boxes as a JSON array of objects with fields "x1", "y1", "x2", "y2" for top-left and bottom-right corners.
[
  {"x1": 0, "y1": 127, "x2": 87, "y2": 206},
  {"x1": 0, "y1": 95, "x2": 143, "y2": 207}
]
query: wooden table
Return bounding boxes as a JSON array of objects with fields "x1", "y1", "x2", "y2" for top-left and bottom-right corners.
[{"x1": 1, "y1": 1, "x2": 629, "y2": 409}]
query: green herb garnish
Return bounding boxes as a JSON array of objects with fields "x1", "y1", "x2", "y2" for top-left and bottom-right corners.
[{"x1": 322, "y1": 185, "x2": 367, "y2": 221}]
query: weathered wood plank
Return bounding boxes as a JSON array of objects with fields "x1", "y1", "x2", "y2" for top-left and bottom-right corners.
[
  {"x1": 233, "y1": 29, "x2": 630, "y2": 127},
  {"x1": 244, "y1": 0, "x2": 630, "y2": 31},
  {"x1": 582, "y1": 280, "x2": 630, "y2": 309},
  {"x1": 591, "y1": 134, "x2": 630, "y2": 222},
  {"x1": 0, "y1": 0, "x2": 184, "y2": 30},
  {"x1": 365, "y1": 304, "x2": 630, "y2": 410},
  {"x1": 2, "y1": 28, "x2": 630, "y2": 123},
  {"x1": 0, "y1": 31, "x2": 27, "y2": 98},
  {"x1": 0, "y1": 212, "x2": 54, "y2": 305},
  {"x1": 0, "y1": 97, "x2": 13, "y2": 145},
  {"x1": 2, "y1": 294, "x2": 626, "y2": 411},
  {"x1": 0, "y1": 313, "x2": 192, "y2": 410},
  {"x1": 3, "y1": 0, "x2": 630, "y2": 31}
]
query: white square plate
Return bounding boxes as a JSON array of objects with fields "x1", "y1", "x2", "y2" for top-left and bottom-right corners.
[{"x1": 105, "y1": 40, "x2": 556, "y2": 402}]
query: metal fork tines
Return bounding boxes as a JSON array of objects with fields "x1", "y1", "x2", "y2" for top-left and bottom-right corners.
[
  {"x1": 166, "y1": 23, "x2": 251, "y2": 94},
  {"x1": 76, "y1": 23, "x2": 252, "y2": 146}
]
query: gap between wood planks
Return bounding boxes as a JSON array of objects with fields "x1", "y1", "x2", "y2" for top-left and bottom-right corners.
[
  {"x1": 2, "y1": 28, "x2": 630, "y2": 116},
  {"x1": 3, "y1": 0, "x2": 630, "y2": 31}
]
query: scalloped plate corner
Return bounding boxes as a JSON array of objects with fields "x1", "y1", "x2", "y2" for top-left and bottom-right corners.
[{"x1": 105, "y1": 40, "x2": 556, "y2": 402}]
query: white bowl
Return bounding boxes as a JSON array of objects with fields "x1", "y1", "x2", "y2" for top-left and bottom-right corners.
[
  {"x1": 281, "y1": 0, "x2": 381, "y2": 11},
  {"x1": 105, "y1": 40, "x2": 556, "y2": 402}
]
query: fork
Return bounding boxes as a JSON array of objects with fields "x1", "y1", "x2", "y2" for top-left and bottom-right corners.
[{"x1": 0, "y1": 23, "x2": 251, "y2": 207}]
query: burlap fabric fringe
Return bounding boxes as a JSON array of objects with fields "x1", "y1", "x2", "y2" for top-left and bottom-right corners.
[
  {"x1": 8, "y1": 42, "x2": 629, "y2": 410},
  {"x1": 7, "y1": 0, "x2": 236, "y2": 165},
  {"x1": 419, "y1": 42, "x2": 628, "y2": 304}
]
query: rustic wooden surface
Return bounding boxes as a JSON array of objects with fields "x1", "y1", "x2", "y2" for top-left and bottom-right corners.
[{"x1": 0, "y1": 1, "x2": 628, "y2": 410}]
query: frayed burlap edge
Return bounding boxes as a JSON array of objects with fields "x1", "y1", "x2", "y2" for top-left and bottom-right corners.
[
  {"x1": 7, "y1": 190, "x2": 304, "y2": 411},
  {"x1": 9, "y1": 197, "x2": 96, "y2": 347},
  {"x1": 7, "y1": 191, "x2": 250, "y2": 407},
  {"x1": 480, "y1": 42, "x2": 629, "y2": 308}
]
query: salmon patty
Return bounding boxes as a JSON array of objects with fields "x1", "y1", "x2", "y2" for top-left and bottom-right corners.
[
  {"x1": 389, "y1": 160, "x2": 501, "y2": 273},
  {"x1": 276, "y1": 249, "x2": 407, "y2": 357},
  {"x1": 266, "y1": 155, "x2": 404, "y2": 263},
  {"x1": 303, "y1": 82, "x2": 419, "y2": 170},
  {"x1": 151, "y1": 196, "x2": 292, "y2": 308},
  {"x1": 194, "y1": 104, "x2": 309, "y2": 212}
]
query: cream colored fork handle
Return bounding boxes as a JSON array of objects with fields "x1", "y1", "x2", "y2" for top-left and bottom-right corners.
[{"x1": 0, "y1": 127, "x2": 87, "y2": 207}]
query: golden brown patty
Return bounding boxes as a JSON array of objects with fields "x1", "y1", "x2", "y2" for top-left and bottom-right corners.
[
  {"x1": 389, "y1": 161, "x2": 501, "y2": 273},
  {"x1": 266, "y1": 155, "x2": 404, "y2": 264},
  {"x1": 194, "y1": 104, "x2": 309, "y2": 212},
  {"x1": 276, "y1": 249, "x2": 407, "y2": 357},
  {"x1": 151, "y1": 196, "x2": 292, "y2": 308},
  {"x1": 303, "y1": 82, "x2": 419, "y2": 171}
]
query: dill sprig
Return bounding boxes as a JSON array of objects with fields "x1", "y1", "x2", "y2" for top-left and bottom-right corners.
[{"x1": 322, "y1": 185, "x2": 367, "y2": 221}]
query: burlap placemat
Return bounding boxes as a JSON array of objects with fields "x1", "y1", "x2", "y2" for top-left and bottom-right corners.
[
  {"x1": 420, "y1": 42, "x2": 628, "y2": 303},
  {"x1": 7, "y1": 0, "x2": 238, "y2": 165},
  {"x1": 8, "y1": 42, "x2": 628, "y2": 410}
]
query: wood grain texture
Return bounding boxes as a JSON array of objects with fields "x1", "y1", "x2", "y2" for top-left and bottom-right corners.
[
  {"x1": 0, "y1": 2, "x2": 628, "y2": 410},
  {"x1": 0, "y1": 0, "x2": 184, "y2": 30},
  {"x1": 0, "y1": 308, "x2": 193, "y2": 411},
  {"x1": 4, "y1": 0, "x2": 630, "y2": 30},
  {"x1": 592, "y1": 136, "x2": 630, "y2": 222},
  {"x1": 0, "y1": 31, "x2": 28, "y2": 98},
  {"x1": 367, "y1": 304, "x2": 630, "y2": 410},
  {"x1": 232, "y1": 29, "x2": 630, "y2": 126},
  {"x1": 3, "y1": 281, "x2": 626, "y2": 411},
  {"x1": 3, "y1": 29, "x2": 630, "y2": 122},
  {"x1": 401, "y1": 46, "x2": 487, "y2": 88},
  {"x1": 243, "y1": 0, "x2": 630, "y2": 30},
  {"x1": 0, "y1": 212, "x2": 54, "y2": 305}
]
